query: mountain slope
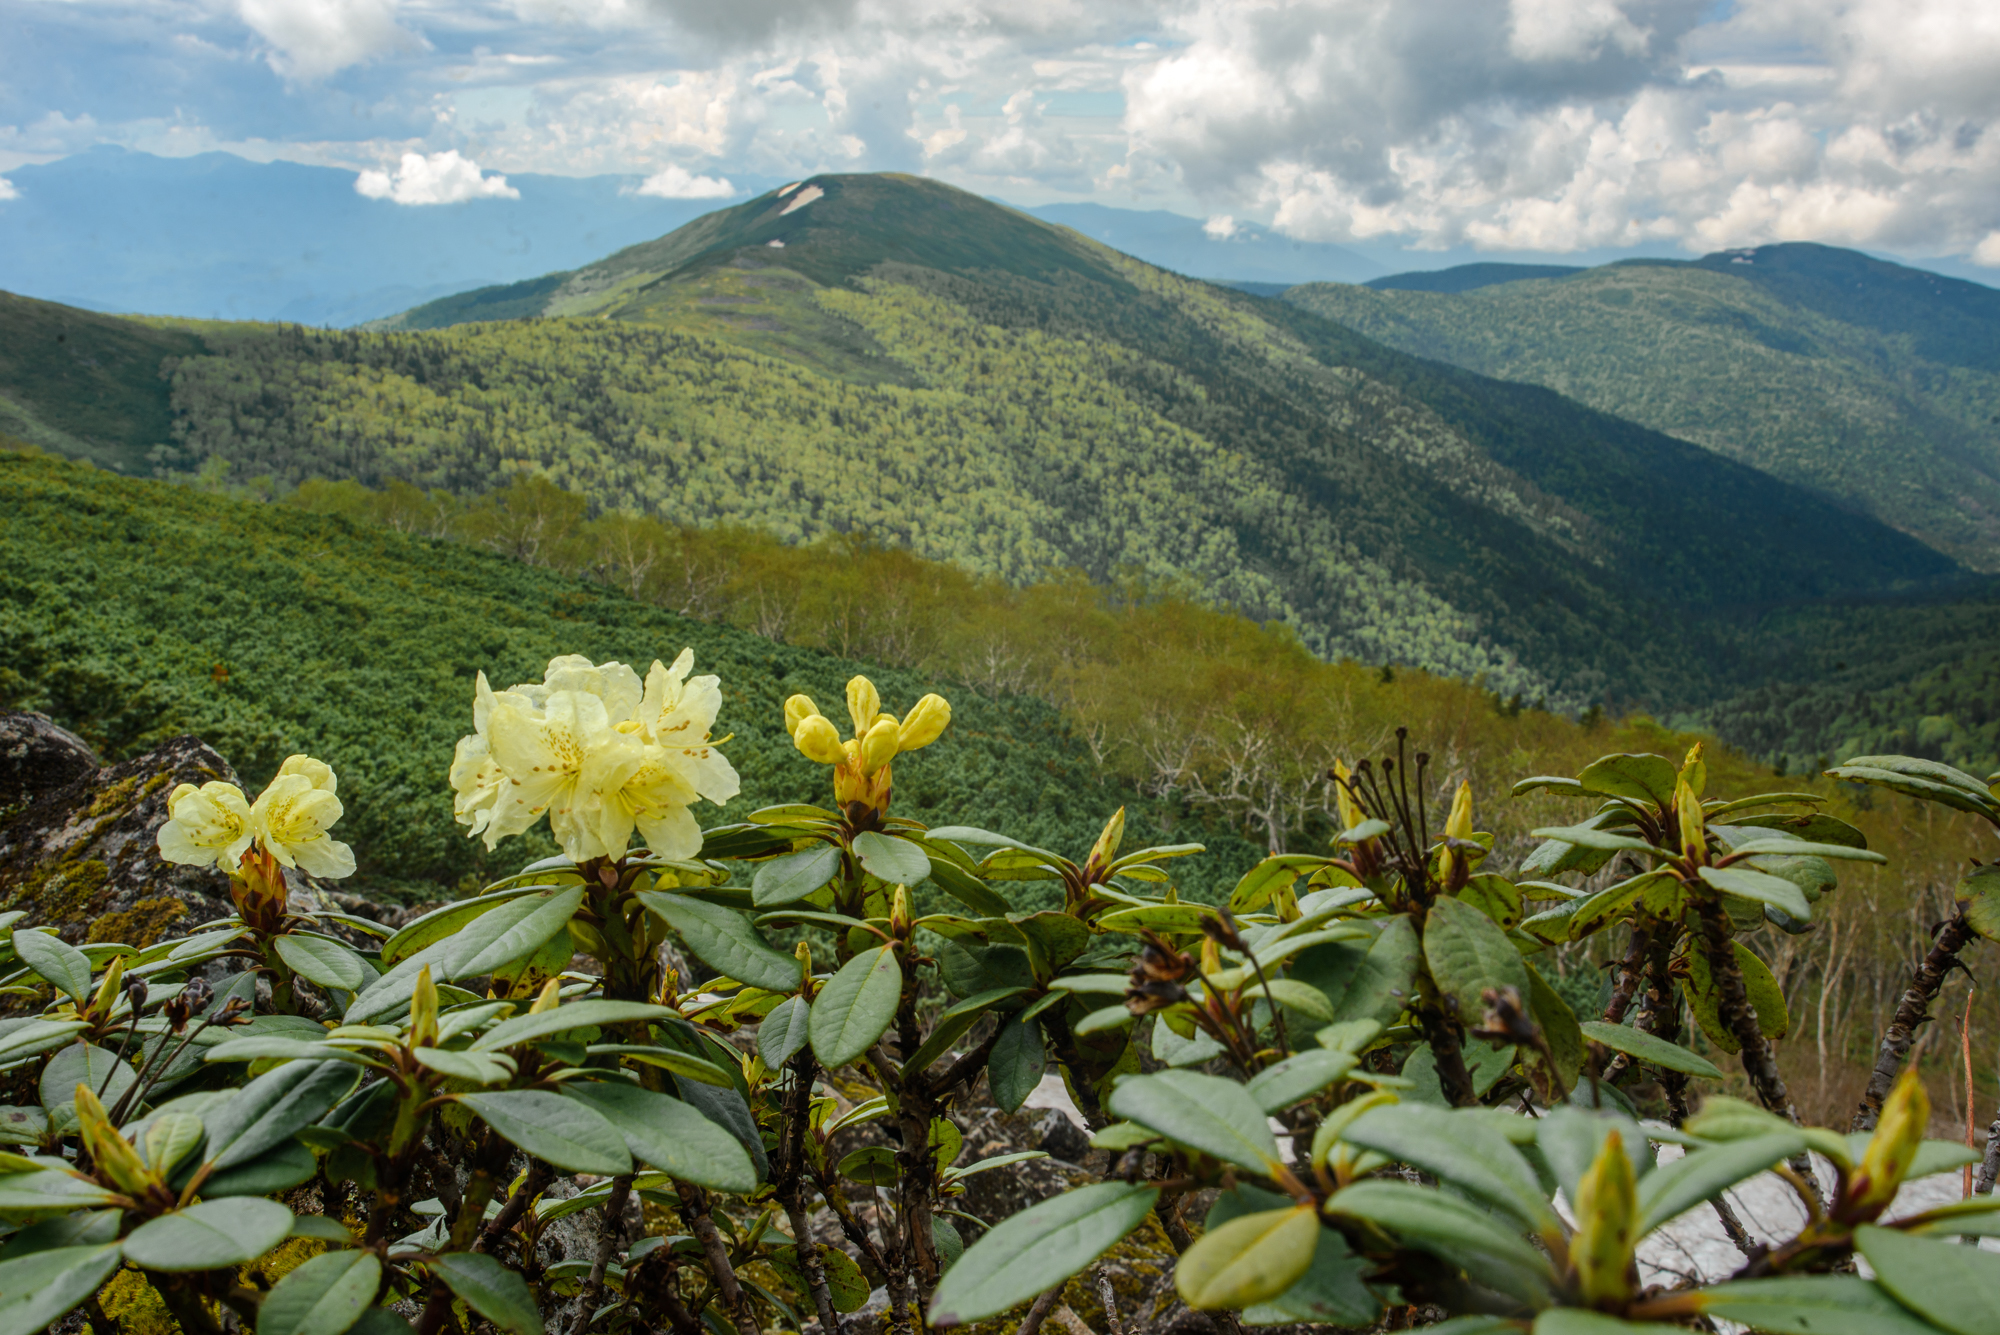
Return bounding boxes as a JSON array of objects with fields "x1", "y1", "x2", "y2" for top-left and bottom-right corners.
[
  {"x1": 9, "y1": 174, "x2": 1961, "y2": 716},
  {"x1": 0, "y1": 447, "x2": 1259, "y2": 893},
  {"x1": 1286, "y1": 244, "x2": 2000, "y2": 568}
]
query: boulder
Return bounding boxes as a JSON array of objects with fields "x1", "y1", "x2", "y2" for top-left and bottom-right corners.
[{"x1": 0, "y1": 712, "x2": 239, "y2": 945}]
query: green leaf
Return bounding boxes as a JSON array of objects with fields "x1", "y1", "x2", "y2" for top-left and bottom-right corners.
[
  {"x1": 1527, "y1": 826, "x2": 1662, "y2": 856},
  {"x1": 810, "y1": 945, "x2": 903, "y2": 1069},
  {"x1": 1176, "y1": 1206, "x2": 1320, "y2": 1310},
  {"x1": 1202, "y1": 1185, "x2": 1379, "y2": 1326},
  {"x1": 1259, "y1": 978, "x2": 1335, "y2": 1022},
  {"x1": 1960, "y1": 865, "x2": 2000, "y2": 944},
  {"x1": 1577, "y1": 754, "x2": 1678, "y2": 807},
  {"x1": 1106, "y1": 1070, "x2": 1278, "y2": 1172},
  {"x1": 635, "y1": 891, "x2": 800, "y2": 992},
  {"x1": 1637, "y1": 1132, "x2": 1806, "y2": 1234},
  {"x1": 1532, "y1": 1313, "x2": 1685, "y2": 1334},
  {"x1": 449, "y1": 887, "x2": 586, "y2": 979},
  {"x1": 379, "y1": 884, "x2": 559, "y2": 963},
  {"x1": 927, "y1": 1181, "x2": 1159, "y2": 1325},
  {"x1": 471, "y1": 1001, "x2": 675, "y2": 1053},
  {"x1": 1525, "y1": 964, "x2": 1583, "y2": 1097},
  {"x1": 1580, "y1": 1021, "x2": 1723, "y2": 1080},
  {"x1": 1075, "y1": 1005, "x2": 1134, "y2": 1036},
  {"x1": 1856, "y1": 1223, "x2": 2000, "y2": 1335},
  {"x1": 851, "y1": 831, "x2": 931, "y2": 885},
  {"x1": 141, "y1": 1113, "x2": 206, "y2": 1175},
  {"x1": 1423, "y1": 895, "x2": 1531, "y2": 1025},
  {"x1": 926, "y1": 860, "x2": 1011, "y2": 917},
  {"x1": 753, "y1": 844, "x2": 842, "y2": 907},
  {"x1": 122, "y1": 1198, "x2": 293, "y2": 1272},
  {"x1": 1726, "y1": 839, "x2": 1885, "y2": 864},
  {"x1": 758, "y1": 995, "x2": 812, "y2": 1068},
  {"x1": 584, "y1": 1045, "x2": 733, "y2": 1086},
  {"x1": 1343, "y1": 1105, "x2": 1559, "y2": 1235},
  {"x1": 837, "y1": 1146, "x2": 899, "y2": 1184},
  {"x1": 0, "y1": 1020, "x2": 88, "y2": 1067},
  {"x1": 429, "y1": 1252, "x2": 544, "y2": 1335},
  {"x1": 39, "y1": 1041, "x2": 135, "y2": 1113},
  {"x1": 1698, "y1": 866, "x2": 1812, "y2": 921},
  {"x1": 456, "y1": 1091, "x2": 632, "y2": 1175},
  {"x1": 1288, "y1": 916, "x2": 1417, "y2": 1030},
  {"x1": 272, "y1": 935, "x2": 376, "y2": 995},
  {"x1": 1095, "y1": 903, "x2": 1220, "y2": 933},
  {"x1": 1825, "y1": 765, "x2": 1999, "y2": 819},
  {"x1": 1566, "y1": 871, "x2": 1676, "y2": 942},
  {"x1": 1681, "y1": 942, "x2": 1790, "y2": 1053},
  {"x1": 0, "y1": 1170, "x2": 120, "y2": 1214},
  {"x1": 0, "y1": 1243, "x2": 123, "y2": 1335},
  {"x1": 560, "y1": 1083, "x2": 756, "y2": 1193},
  {"x1": 1459, "y1": 874, "x2": 1524, "y2": 930},
  {"x1": 1837, "y1": 756, "x2": 1995, "y2": 802},
  {"x1": 204, "y1": 1060, "x2": 358, "y2": 1170},
  {"x1": 987, "y1": 1013, "x2": 1045, "y2": 1113},
  {"x1": 904, "y1": 988, "x2": 1027, "y2": 1075},
  {"x1": 1692, "y1": 1275, "x2": 1950, "y2": 1335},
  {"x1": 258, "y1": 1249, "x2": 382, "y2": 1335},
  {"x1": 1535, "y1": 1106, "x2": 1652, "y2": 1207},
  {"x1": 1246, "y1": 1049, "x2": 1355, "y2": 1114},
  {"x1": 10, "y1": 932, "x2": 89, "y2": 1003},
  {"x1": 412, "y1": 1048, "x2": 515, "y2": 1085},
  {"x1": 203, "y1": 1137, "x2": 317, "y2": 1197},
  {"x1": 204, "y1": 1038, "x2": 375, "y2": 1066},
  {"x1": 1322, "y1": 1180, "x2": 1552, "y2": 1306},
  {"x1": 344, "y1": 939, "x2": 453, "y2": 1024},
  {"x1": 1513, "y1": 775, "x2": 1590, "y2": 798}
]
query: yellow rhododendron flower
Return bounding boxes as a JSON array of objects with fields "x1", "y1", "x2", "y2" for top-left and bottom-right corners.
[
  {"x1": 157, "y1": 780, "x2": 255, "y2": 869},
  {"x1": 275, "y1": 753, "x2": 337, "y2": 793},
  {"x1": 251, "y1": 770, "x2": 356, "y2": 879},
  {"x1": 453, "y1": 651, "x2": 739, "y2": 862},
  {"x1": 787, "y1": 676, "x2": 952, "y2": 811}
]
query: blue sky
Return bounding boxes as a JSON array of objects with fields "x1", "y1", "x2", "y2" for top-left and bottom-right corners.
[{"x1": 5, "y1": 0, "x2": 2000, "y2": 269}]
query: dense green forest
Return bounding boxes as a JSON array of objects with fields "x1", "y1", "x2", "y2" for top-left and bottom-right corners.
[
  {"x1": 134, "y1": 177, "x2": 1955, "y2": 719},
  {"x1": 1287, "y1": 244, "x2": 2000, "y2": 569},
  {"x1": 0, "y1": 446, "x2": 1273, "y2": 896}
]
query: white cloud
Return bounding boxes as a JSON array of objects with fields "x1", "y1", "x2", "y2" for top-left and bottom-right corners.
[
  {"x1": 634, "y1": 164, "x2": 737, "y2": 197},
  {"x1": 1203, "y1": 213, "x2": 1236, "y2": 238},
  {"x1": 355, "y1": 151, "x2": 520, "y2": 204},
  {"x1": 234, "y1": 0, "x2": 424, "y2": 80},
  {"x1": 1976, "y1": 232, "x2": 2000, "y2": 267},
  {"x1": 0, "y1": 178, "x2": 16, "y2": 201}
]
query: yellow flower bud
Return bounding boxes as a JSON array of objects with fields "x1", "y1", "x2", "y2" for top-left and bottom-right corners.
[
  {"x1": 1680, "y1": 741, "x2": 1707, "y2": 798},
  {"x1": 410, "y1": 965, "x2": 439, "y2": 1049},
  {"x1": 1851, "y1": 1068, "x2": 1929, "y2": 1218},
  {"x1": 794, "y1": 714, "x2": 847, "y2": 766},
  {"x1": 1086, "y1": 807, "x2": 1126, "y2": 873},
  {"x1": 845, "y1": 676, "x2": 881, "y2": 736},
  {"x1": 75, "y1": 1084, "x2": 155, "y2": 1198},
  {"x1": 1333, "y1": 759, "x2": 1361, "y2": 833},
  {"x1": 892, "y1": 885, "x2": 912, "y2": 934},
  {"x1": 783, "y1": 694, "x2": 819, "y2": 740},
  {"x1": 1572, "y1": 1130, "x2": 1638, "y2": 1306},
  {"x1": 1445, "y1": 780, "x2": 1473, "y2": 841},
  {"x1": 860, "y1": 718, "x2": 900, "y2": 774},
  {"x1": 1676, "y1": 777, "x2": 1706, "y2": 865},
  {"x1": 897, "y1": 693, "x2": 952, "y2": 753},
  {"x1": 530, "y1": 977, "x2": 562, "y2": 1014}
]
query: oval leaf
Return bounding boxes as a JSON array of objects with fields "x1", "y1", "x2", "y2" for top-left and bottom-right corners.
[
  {"x1": 456, "y1": 1091, "x2": 631, "y2": 1175},
  {"x1": 1176, "y1": 1206, "x2": 1320, "y2": 1310},
  {"x1": 272, "y1": 935, "x2": 375, "y2": 995},
  {"x1": 757, "y1": 995, "x2": 812, "y2": 1069},
  {"x1": 560, "y1": 1082, "x2": 756, "y2": 1193},
  {"x1": 851, "y1": 832, "x2": 932, "y2": 886},
  {"x1": 636, "y1": 891, "x2": 800, "y2": 992},
  {"x1": 258, "y1": 1249, "x2": 382, "y2": 1335},
  {"x1": 1855, "y1": 1223, "x2": 2000, "y2": 1335},
  {"x1": 1580, "y1": 1021, "x2": 1723, "y2": 1080},
  {"x1": 429, "y1": 1252, "x2": 543, "y2": 1335},
  {"x1": 0, "y1": 1243, "x2": 124, "y2": 1335},
  {"x1": 1106, "y1": 1070, "x2": 1278, "y2": 1172},
  {"x1": 927, "y1": 1181, "x2": 1159, "y2": 1326},
  {"x1": 1423, "y1": 895, "x2": 1531, "y2": 1027},
  {"x1": 752, "y1": 844, "x2": 842, "y2": 907},
  {"x1": 11, "y1": 932, "x2": 90, "y2": 1004},
  {"x1": 449, "y1": 887, "x2": 586, "y2": 979},
  {"x1": 810, "y1": 945, "x2": 903, "y2": 1069},
  {"x1": 122, "y1": 1198, "x2": 293, "y2": 1272}
]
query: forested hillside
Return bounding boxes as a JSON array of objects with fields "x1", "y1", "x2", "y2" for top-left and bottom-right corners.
[
  {"x1": 85, "y1": 175, "x2": 1951, "y2": 717},
  {"x1": 0, "y1": 446, "x2": 1266, "y2": 895},
  {"x1": 1288, "y1": 244, "x2": 2000, "y2": 569}
]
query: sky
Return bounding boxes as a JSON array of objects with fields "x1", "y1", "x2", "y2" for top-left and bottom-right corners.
[{"x1": 6, "y1": 0, "x2": 2000, "y2": 268}]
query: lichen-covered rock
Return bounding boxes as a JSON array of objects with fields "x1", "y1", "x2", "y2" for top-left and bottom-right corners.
[{"x1": 0, "y1": 712, "x2": 238, "y2": 942}]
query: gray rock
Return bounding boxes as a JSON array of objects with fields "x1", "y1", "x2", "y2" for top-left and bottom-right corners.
[{"x1": 0, "y1": 714, "x2": 240, "y2": 944}]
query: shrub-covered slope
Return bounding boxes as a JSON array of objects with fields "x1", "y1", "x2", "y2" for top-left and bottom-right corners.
[
  {"x1": 121, "y1": 175, "x2": 1959, "y2": 714},
  {"x1": 1287, "y1": 244, "x2": 2000, "y2": 569},
  {"x1": 0, "y1": 450, "x2": 1262, "y2": 893}
]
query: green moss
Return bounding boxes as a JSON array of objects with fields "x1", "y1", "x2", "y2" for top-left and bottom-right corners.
[
  {"x1": 87, "y1": 896, "x2": 187, "y2": 946},
  {"x1": 9, "y1": 856, "x2": 109, "y2": 925},
  {"x1": 85, "y1": 772, "x2": 142, "y2": 819},
  {"x1": 98, "y1": 1266, "x2": 181, "y2": 1335}
]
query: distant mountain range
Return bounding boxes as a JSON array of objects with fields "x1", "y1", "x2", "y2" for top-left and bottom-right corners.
[
  {"x1": 0, "y1": 173, "x2": 1965, "y2": 733},
  {"x1": 1286, "y1": 245, "x2": 2000, "y2": 570}
]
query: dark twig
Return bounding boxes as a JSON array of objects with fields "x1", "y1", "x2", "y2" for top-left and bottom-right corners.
[{"x1": 1853, "y1": 905, "x2": 1976, "y2": 1132}]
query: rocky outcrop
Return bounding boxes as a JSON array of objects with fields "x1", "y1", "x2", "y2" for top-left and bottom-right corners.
[{"x1": 0, "y1": 711, "x2": 239, "y2": 944}]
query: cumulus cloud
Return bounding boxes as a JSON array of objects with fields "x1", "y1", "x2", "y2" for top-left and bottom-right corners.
[
  {"x1": 634, "y1": 164, "x2": 737, "y2": 197},
  {"x1": 0, "y1": 179, "x2": 16, "y2": 201},
  {"x1": 1121, "y1": 0, "x2": 2000, "y2": 261},
  {"x1": 355, "y1": 151, "x2": 520, "y2": 204},
  {"x1": 235, "y1": 0, "x2": 424, "y2": 80}
]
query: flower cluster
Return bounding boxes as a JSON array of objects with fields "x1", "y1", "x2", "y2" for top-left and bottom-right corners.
[
  {"x1": 783, "y1": 676, "x2": 950, "y2": 813},
  {"x1": 450, "y1": 651, "x2": 740, "y2": 862},
  {"x1": 156, "y1": 753, "x2": 356, "y2": 879}
]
